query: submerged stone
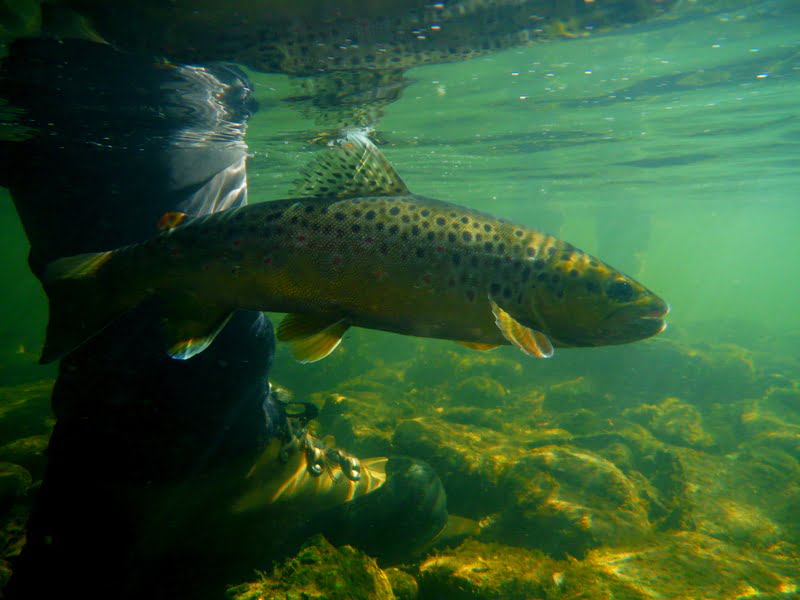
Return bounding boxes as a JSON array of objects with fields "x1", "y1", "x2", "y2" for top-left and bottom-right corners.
[
  {"x1": 418, "y1": 539, "x2": 557, "y2": 600},
  {"x1": 624, "y1": 397, "x2": 714, "y2": 448},
  {"x1": 489, "y1": 445, "x2": 652, "y2": 556},
  {"x1": 227, "y1": 534, "x2": 394, "y2": 600}
]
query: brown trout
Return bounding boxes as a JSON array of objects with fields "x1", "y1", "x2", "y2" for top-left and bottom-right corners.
[{"x1": 39, "y1": 132, "x2": 667, "y2": 364}]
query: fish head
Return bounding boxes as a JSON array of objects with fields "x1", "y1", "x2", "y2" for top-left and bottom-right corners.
[{"x1": 529, "y1": 257, "x2": 668, "y2": 348}]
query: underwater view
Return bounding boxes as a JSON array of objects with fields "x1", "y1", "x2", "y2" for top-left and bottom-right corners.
[{"x1": 1, "y1": 0, "x2": 800, "y2": 598}]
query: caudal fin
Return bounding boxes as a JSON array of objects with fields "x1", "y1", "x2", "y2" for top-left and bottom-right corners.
[{"x1": 39, "y1": 251, "x2": 126, "y2": 364}]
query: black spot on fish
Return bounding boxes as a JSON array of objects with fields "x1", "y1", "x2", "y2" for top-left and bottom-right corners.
[
  {"x1": 590, "y1": 260, "x2": 599, "y2": 267},
  {"x1": 389, "y1": 225, "x2": 399, "y2": 235},
  {"x1": 353, "y1": 210, "x2": 362, "y2": 219},
  {"x1": 351, "y1": 224, "x2": 361, "y2": 233},
  {"x1": 473, "y1": 222, "x2": 480, "y2": 229},
  {"x1": 497, "y1": 244, "x2": 505, "y2": 253},
  {"x1": 305, "y1": 205, "x2": 316, "y2": 213},
  {"x1": 452, "y1": 253, "x2": 461, "y2": 266},
  {"x1": 436, "y1": 217, "x2": 446, "y2": 226},
  {"x1": 427, "y1": 231, "x2": 435, "y2": 241},
  {"x1": 476, "y1": 233, "x2": 483, "y2": 242},
  {"x1": 551, "y1": 274, "x2": 560, "y2": 284},
  {"x1": 389, "y1": 207, "x2": 400, "y2": 216},
  {"x1": 484, "y1": 224, "x2": 492, "y2": 232},
  {"x1": 416, "y1": 247, "x2": 425, "y2": 258},
  {"x1": 586, "y1": 281, "x2": 599, "y2": 293},
  {"x1": 290, "y1": 216, "x2": 299, "y2": 224},
  {"x1": 515, "y1": 230, "x2": 523, "y2": 237},
  {"x1": 421, "y1": 209, "x2": 430, "y2": 217},
  {"x1": 537, "y1": 273, "x2": 548, "y2": 282},
  {"x1": 484, "y1": 242, "x2": 493, "y2": 252},
  {"x1": 490, "y1": 283, "x2": 501, "y2": 295},
  {"x1": 570, "y1": 269, "x2": 579, "y2": 278},
  {"x1": 376, "y1": 222, "x2": 385, "y2": 231},
  {"x1": 503, "y1": 287, "x2": 512, "y2": 299},
  {"x1": 448, "y1": 233, "x2": 456, "y2": 243},
  {"x1": 449, "y1": 212, "x2": 457, "y2": 218},
  {"x1": 461, "y1": 216, "x2": 469, "y2": 224},
  {"x1": 409, "y1": 205, "x2": 416, "y2": 211},
  {"x1": 402, "y1": 215, "x2": 410, "y2": 223},
  {"x1": 321, "y1": 206, "x2": 329, "y2": 214},
  {"x1": 527, "y1": 247, "x2": 536, "y2": 257},
  {"x1": 462, "y1": 232, "x2": 472, "y2": 242},
  {"x1": 521, "y1": 266, "x2": 531, "y2": 282},
  {"x1": 365, "y1": 210, "x2": 376, "y2": 220},
  {"x1": 534, "y1": 259, "x2": 545, "y2": 269},
  {"x1": 412, "y1": 225, "x2": 420, "y2": 235},
  {"x1": 493, "y1": 234, "x2": 500, "y2": 241},
  {"x1": 334, "y1": 212, "x2": 346, "y2": 221},
  {"x1": 547, "y1": 247, "x2": 556, "y2": 256},
  {"x1": 561, "y1": 253, "x2": 570, "y2": 261}
]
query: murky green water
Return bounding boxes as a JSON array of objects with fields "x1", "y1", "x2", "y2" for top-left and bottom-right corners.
[{"x1": 2, "y1": 0, "x2": 800, "y2": 598}]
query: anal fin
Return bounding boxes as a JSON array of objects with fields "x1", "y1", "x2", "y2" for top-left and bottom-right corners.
[
  {"x1": 456, "y1": 341, "x2": 502, "y2": 351},
  {"x1": 277, "y1": 313, "x2": 350, "y2": 363},
  {"x1": 162, "y1": 298, "x2": 234, "y2": 360},
  {"x1": 489, "y1": 299, "x2": 554, "y2": 358}
]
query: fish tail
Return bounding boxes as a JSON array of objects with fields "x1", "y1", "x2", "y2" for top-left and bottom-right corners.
[{"x1": 39, "y1": 250, "x2": 132, "y2": 364}]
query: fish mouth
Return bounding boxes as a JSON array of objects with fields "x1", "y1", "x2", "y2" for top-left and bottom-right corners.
[{"x1": 602, "y1": 298, "x2": 670, "y2": 342}]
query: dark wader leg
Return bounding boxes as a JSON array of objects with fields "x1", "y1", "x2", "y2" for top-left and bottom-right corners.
[{"x1": 0, "y1": 39, "x2": 279, "y2": 599}]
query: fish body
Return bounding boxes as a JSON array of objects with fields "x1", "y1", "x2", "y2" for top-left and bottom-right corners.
[{"x1": 40, "y1": 132, "x2": 667, "y2": 363}]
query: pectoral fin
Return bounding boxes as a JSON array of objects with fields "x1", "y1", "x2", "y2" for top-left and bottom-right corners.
[
  {"x1": 489, "y1": 299, "x2": 554, "y2": 358},
  {"x1": 456, "y1": 341, "x2": 502, "y2": 351},
  {"x1": 162, "y1": 298, "x2": 234, "y2": 360},
  {"x1": 277, "y1": 313, "x2": 350, "y2": 363}
]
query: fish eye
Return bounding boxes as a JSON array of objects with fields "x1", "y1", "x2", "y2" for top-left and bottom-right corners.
[{"x1": 607, "y1": 280, "x2": 634, "y2": 302}]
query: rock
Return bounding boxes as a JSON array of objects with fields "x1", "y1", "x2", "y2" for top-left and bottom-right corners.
[
  {"x1": 0, "y1": 435, "x2": 48, "y2": 480},
  {"x1": 0, "y1": 462, "x2": 32, "y2": 506},
  {"x1": 0, "y1": 380, "x2": 54, "y2": 443},
  {"x1": 576, "y1": 531, "x2": 800, "y2": 599},
  {"x1": 624, "y1": 397, "x2": 714, "y2": 449},
  {"x1": 452, "y1": 376, "x2": 507, "y2": 409},
  {"x1": 488, "y1": 445, "x2": 651, "y2": 556},
  {"x1": 227, "y1": 534, "x2": 394, "y2": 600},
  {"x1": 385, "y1": 567, "x2": 418, "y2": 600},
  {"x1": 418, "y1": 539, "x2": 557, "y2": 600}
]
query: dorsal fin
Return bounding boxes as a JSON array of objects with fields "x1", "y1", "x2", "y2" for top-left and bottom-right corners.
[{"x1": 294, "y1": 129, "x2": 409, "y2": 199}]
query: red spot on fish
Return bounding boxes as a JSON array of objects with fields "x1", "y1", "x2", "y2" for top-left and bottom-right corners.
[
  {"x1": 505, "y1": 255, "x2": 512, "y2": 262},
  {"x1": 422, "y1": 275, "x2": 431, "y2": 284},
  {"x1": 232, "y1": 239, "x2": 242, "y2": 247},
  {"x1": 297, "y1": 234, "x2": 306, "y2": 242},
  {"x1": 332, "y1": 255, "x2": 342, "y2": 265},
  {"x1": 364, "y1": 237, "x2": 374, "y2": 245},
  {"x1": 373, "y1": 270, "x2": 387, "y2": 280},
  {"x1": 436, "y1": 246, "x2": 445, "y2": 253},
  {"x1": 169, "y1": 247, "x2": 180, "y2": 257},
  {"x1": 448, "y1": 278, "x2": 456, "y2": 287},
  {"x1": 263, "y1": 258, "x2": 273, "y2": 266}
]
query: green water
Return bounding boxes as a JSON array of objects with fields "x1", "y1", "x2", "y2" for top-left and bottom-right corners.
[{"x1": 2, "y1": 0, "x2": 800, "y2": 597}]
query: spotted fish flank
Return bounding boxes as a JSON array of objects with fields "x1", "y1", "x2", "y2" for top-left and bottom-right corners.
[{"x1": 38, "y1": 131, "x2": 668, "y2": 365}]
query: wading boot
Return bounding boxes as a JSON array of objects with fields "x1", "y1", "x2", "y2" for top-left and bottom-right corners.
[{"x1": 234, "y1": 384, "x2": 452, "y2": 564}]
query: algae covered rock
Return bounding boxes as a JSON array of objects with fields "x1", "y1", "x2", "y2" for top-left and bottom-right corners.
[
  {"x1": 575, "y1": 531, "x2": 800, "y2": 599},
  {"x1": 385, "y1": 567, "x2": 418, "y2": 600},
  {"x1": 0, "y1": 435, "x2": 48, "y2": 479},
  {"x1": 490, "y1": 445, "x2": 651, "y2": 556},
  {"x1": 452, "y1": 376, "x2": 507, "y2": 409},
  {"x1": 624, "y1": 397, "x2": 714, "y2": 449},
  {"x1": 0, "y1": 462, "x2": 32, "y2": 506},
  {"x1": 418, "y1": 539, "x2": 558, "y2": 600},
  {"x1": 228, "y1": 534, "x2": 394, "y2": 600}
]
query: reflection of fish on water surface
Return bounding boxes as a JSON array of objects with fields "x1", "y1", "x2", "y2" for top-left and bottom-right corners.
[
  {"x1": 56, "y1": 0, "x2": 679, "y2": 75},
  {"x1": 39, "y1": 131, "x2": 668, "y2": 364}
]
